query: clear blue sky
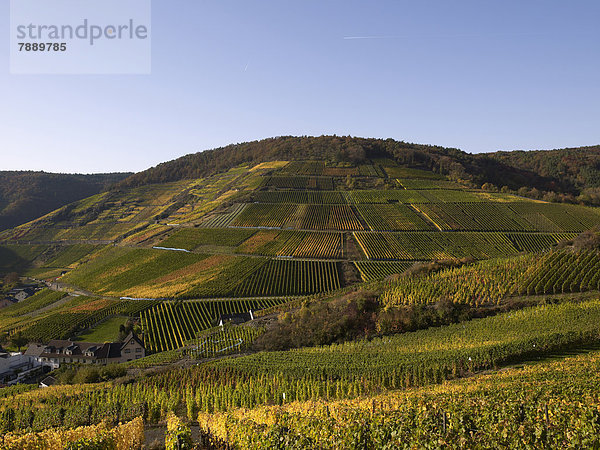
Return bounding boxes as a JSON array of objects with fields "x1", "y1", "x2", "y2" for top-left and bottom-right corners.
[{"x1": 2, "y1": 1, "x2": 599, "y2": 173}]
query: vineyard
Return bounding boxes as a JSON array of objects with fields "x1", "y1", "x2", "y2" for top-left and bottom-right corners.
[
  {"x1": 233, "y1": 260, "x2": 341, "y2": 297},
  {"x1": 3, "y1": 153, "x2": 600, "y2": 448},
  {"x1": 353, "y1": 231, "x2": 526, "y2": 260},
  {"x1": 261, "y1": 176, "x2": 334, "y2": 190},
  {"x1": 4, "y1": 299, "x2": 600, "y2": 438},
  {"x1": 354, "y1": 261, "x2": 413, "y2": 281},
  {"x1": 17, "y1": 299, "x2": 155, "y2": 343},
  {"x1": 356, "y1": 204, "x2": 433, "y2": 231},
  {"x1": 0, "y1": 289, "x2": 68, "y2": 318},
  {"x1": 198, "y1": 203, "x2": 247, "y2": 228},
  {"x1": 199, "y1": 350, "x2": 600, "y2": 449},
  {"x1": 236, "y1": 231, "x2": 343, "y2": 258},
  {"x1": 346, "y1": 189, "x2": 430, "y2": 204},
  {"x1": 252, "y1": 190, "x2": 346, "y2": 204},
  {"x1": 519, "y1": 249, "x2": 600, "y2": 295},
  {"x1": 140, "y1": 299, "x2": 283, "y2": 352},
  {"x1": 380, "y1": 255, "x2": 533, "y2": 306},
  {"x1": 191, "y1": 325, "x2": 263, "y2": 359},
  {"x1": 158, "y1": 227, "x2": 256, "y2": 250},
  {"x1": 3, "y1": 159, "x2": 597, "y2": 305},
  {"x1": 231, "y1": 203, "x2": 364, "y2": 230},
  {"x1": 211, "y1": 299, "x2": 600, "y2": 392},
  {"x1": 380, "y1": 248, "x2": 600, "y2": 306}
]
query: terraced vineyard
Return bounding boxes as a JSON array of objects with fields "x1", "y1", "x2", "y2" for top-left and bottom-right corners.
[
  {"x1": 235, "y1": 231, "x2": 343, "y2": 258},
  {"x1": 5, "y1": 142, "x2": 600, "y2": 449},
  {"x1": 357, "y1": 204, "x2": 433, "y2": 231},
  {"x1": 353, "y1": 231, "x2": 524, "y2": 260},
  {"x1": 519, "y1": 249, "x2": 600, "y2": 295},
  {"x1": 205, "y1": 299, "x2": 600, "y2": 402},
  {"x1": 251, "y1": 191, "x2": 346, "y2": 204},
  {"x1": 141, "y1": 299, "x2": 283, "y2": 352},
  {"x1": 159, "y1": 228, "x2": 256, "y2": 250},
  {"x1": 233, "y1": 260, "x2": 341, "y2": 297},
  {"x1": 354, "y1": 261, "x2": 413, "y2": 281},
  {"x1": 2, "y1": 157, "x2": 600, "y2": 355},
  {"x1": 381, "y1": 255, "x2": 533, "y2": 306},
  {"x1": 261, "y1": 176, "x2": 334, "y2": 190},
  {"x1": 16, "y1": 299, "x2": 155, "y2": 343},
  {"x1": 231, "y1": 203, "x2": 364, "y2": 230},
  {"x1": 191, "y1": 325, "x2": 263, "y2": 359}
]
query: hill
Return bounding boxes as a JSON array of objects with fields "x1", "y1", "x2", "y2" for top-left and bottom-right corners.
[
  {"x1": 0, "y1": 171, "x2": 131, "y2": 232},
  {"x1": 2, "y1": 139, "x2": 600, "y2": 447},
  {"x1": 1, "y1": 152, "x2": 599, "y2": 349},
  {"x1": 117, "y1": 136, "x2": 600, "y2": 204},
  {"x1": 487, "y1": 145, "x2": 600, "y2": 203}
]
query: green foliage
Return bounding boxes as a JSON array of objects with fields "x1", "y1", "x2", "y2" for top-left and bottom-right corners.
[
  {"x1": 261, "y1": 176, "x2": 334, "y2": 190},
  {"x1": 0, "y1": 171, "x2": 130, "y2": 232},
  {"x1": 356, "y1": 204, "x2": 433, "y2": 231},
  {"x1": 251, "y1": 190, "x2": 346, "y2": 204},
  {"x1": 253, "y1": 290, "x2": 379, "y2": 351},
  {"x1": 234, "y1": 260, "x2": 341, "y2": 297},
  {"x1": 381, "y1": 255, "x2": 532, "y2": 306},
  {"x1": 208, "y1": 299, "x2": 600, "y2": 404},
  {"x1": 0, "y1": 245, "x2": 49, "y2": 275},
  {"x1": 18, "y1": 299, "x2": 154, "y2": 343},
  {"x1": 236, "y1": 230, "x2": 343, "y2": 259},
  {"x1": 55, "y1": 364, "x2": 127, "y2": 385},
  {"x1": 76, "y1": 316, "x2": 129, "y2": 343},
  {"x1": 1, "y1": 289, "x2": 67, "y2": 317},
  {"x1": 203, "y1": 350, "x2": 600, "y2": 449},
  {"x1": 5, "y1": 300, "x2": 600, "y2": 435},
  {"x1": 141, "y1": 298, "x2": 285, "y2": 352},
  {"x1": 159, "y1": 227, "x2": 256, "y2": 250},
  {"x1": 191, "y1": 324, "x2": 263, "y2": 359},
  {"x1": 10, "y1": 331, "x2": 28, "y2": 351},
  {"x1": 519, "y1": 249, "x2": 600, "y2": 295},
  {"x1": 353, "y1": 261, "x2": 413, "y2": 281},
  {"x1": 64, "y1": 434, "x2": 115, "y2": 450},
  {"x1": 354, "y1": 231, "x2": 521, "y2": 260}
]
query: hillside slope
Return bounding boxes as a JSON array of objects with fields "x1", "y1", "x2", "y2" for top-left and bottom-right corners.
[
  {"x1": 487, "y1": 145, "x2": 600, "y2": 202},
  {"x1": 0, "y1": 171, "x2": 131, "y2": 232},
  {"x1": 117, "y1": 136, "x2": 600, "y2": 203},
  {"x1": 1, "y1": 155, "x2": 600, "y2": 351}
]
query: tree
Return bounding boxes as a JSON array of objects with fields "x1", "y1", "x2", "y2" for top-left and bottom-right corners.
[
  {"x1": 345, "y1": 175, "x2": 355, "y2": 189},
  {"x1": 10, "y1": 331, "x2": 28, "y2": 352},
  {"x1": 481, "y1": 183, "x2": 498, "y2": 192}
]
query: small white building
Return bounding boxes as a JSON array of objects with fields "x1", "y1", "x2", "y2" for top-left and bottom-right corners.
[{"x1": 0, "y1": 351, "x2": 41, "y2": 385}]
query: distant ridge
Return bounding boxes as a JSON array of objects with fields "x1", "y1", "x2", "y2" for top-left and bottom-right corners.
[{"x1": 0, "y1": 171, "x2": 131, "y2": 232}]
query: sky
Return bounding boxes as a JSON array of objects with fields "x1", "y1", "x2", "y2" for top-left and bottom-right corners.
[{"x1": 1, "y1": 0, "x2": 599, "y2": 174}]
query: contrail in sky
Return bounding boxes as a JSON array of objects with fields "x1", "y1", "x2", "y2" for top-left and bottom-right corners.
[{"x1": 343, "y1": 36, "x2": 397, "y2": 40}]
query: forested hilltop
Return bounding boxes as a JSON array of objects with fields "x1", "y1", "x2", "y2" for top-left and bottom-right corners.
[
  {"x1": 117, "y1": 136, "x2": 600, "y2": 205},
  {"x1": 488, "y1": 145, "x2": 600, "y2": 203},
  {"x1": 0, "y1": 172, "x2": 131, "y2": 232}
]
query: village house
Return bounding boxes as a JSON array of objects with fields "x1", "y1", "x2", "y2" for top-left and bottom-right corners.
[
  {"x1": 0, "y1": 349, "x2": 43, "y2": 385},
  {"x1": 32, "y1": 332, "x2": 145, "y2": 369},
  {"x1": 9, "y1": 286, "x2": 39, "y2": 302}
]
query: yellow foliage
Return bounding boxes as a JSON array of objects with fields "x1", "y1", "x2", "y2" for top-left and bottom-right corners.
[{"x1": 1, "y1": 417, "x2": 144, "y2": 450}]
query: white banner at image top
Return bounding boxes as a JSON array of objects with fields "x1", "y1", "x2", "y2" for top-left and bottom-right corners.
[{"x1": 10, "y1": 0, "x2": 151, "y2": 75}]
